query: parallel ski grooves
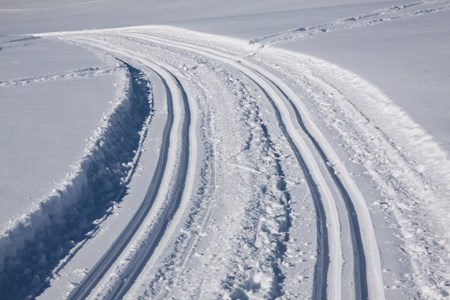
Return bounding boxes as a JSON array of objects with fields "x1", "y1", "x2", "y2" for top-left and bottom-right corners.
[
  {"x1": 35, "y1": 28, "x2": 388, "y2": 300},
  {"x1": 58, "y1": 35, "x2": 193, "y2": 300},
  {"x1": 68, "y1": 69, "x2": 174, "y2": 300},
  {"x1": 262, "y1": 74, "x2": 368, "y2": 299},
  {"x1": 111, "y1": 71, "x2": 191, "y2": 299},
  {"x1": 127, "y1": 33, "x2": 341, "y2": 299},
  {"x1": 251, "y1": 79, "x2": 329, "y2": 300},
  {"x1": 131, "y1": 31, "x2": 382, "y2": 299}
]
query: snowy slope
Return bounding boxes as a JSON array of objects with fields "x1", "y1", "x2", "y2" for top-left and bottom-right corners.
[{"x1": 0, "y1": 0, "x2": 449, "y2": 299}]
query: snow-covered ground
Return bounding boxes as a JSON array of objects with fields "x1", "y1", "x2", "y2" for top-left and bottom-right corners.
[
  {"x1": 0, "y1": 0, "x2": 449, "y2": 299},
  {"x1": 0, "y1": 37, "x2": 122, "y2": 227}
]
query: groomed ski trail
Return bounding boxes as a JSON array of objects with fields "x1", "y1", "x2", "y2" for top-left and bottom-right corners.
[
  {"x1": 121, "y1": 30, "x2": 384, "y2": 300},
  {"x1": 57, "y1": 36, "x2": 195, "y2": 299},
  {"x1": 31, "y1": 25, "x2": 450, "y2": 300}
]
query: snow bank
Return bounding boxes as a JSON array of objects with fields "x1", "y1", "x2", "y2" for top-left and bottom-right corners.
[{"x1": 0, "y1": 63, "x2": 153, "y2": 298}]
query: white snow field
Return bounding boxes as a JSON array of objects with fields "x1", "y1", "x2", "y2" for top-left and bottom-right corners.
[{"x1": 0, "y1": 0, "x2": 449, "y2": 299}]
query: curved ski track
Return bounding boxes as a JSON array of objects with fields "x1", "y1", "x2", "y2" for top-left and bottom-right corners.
[
  {"x1": 59, "y1": 37, "x2": 193, "y2": 300},
  {"x1": 39, "y1": 28, "x2": 386, "y2": 300}
]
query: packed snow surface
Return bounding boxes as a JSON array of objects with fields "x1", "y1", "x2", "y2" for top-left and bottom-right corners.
[{"x1": 0, "y1": 0, "x2": 449, "y2": 299}]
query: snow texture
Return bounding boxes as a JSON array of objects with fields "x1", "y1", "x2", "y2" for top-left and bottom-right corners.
[{"x1": 0, "y1": 1, "x2": 449, "y2": 299}]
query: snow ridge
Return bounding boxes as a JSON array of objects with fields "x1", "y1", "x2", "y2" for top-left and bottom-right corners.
[
  {"x1": 250, "y1": 0, "x2": 450, "y2": 45},
  {"x1": 0, "y1": 63, "x2": 153, "y2": 299},
  {"x1": 0, "y1": 66, "x2": 122, "y2": 88}
]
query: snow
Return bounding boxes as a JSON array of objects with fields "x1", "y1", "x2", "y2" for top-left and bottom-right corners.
[
  {"x1": 0, "y1": 37, "x2": 120, "y2": 228},
  {"x1": 278, "y1": 6, "x2": 450, "y2": 152},
  {"x1": 0, "y1": 0, "x2": 390, "y2": 35},
  {"x1": 0, "y1": 0, "x2": 449, "y2": 299}
]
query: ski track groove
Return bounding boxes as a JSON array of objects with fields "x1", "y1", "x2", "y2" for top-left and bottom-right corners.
[
  {"x1": 59, "y1": 39, "x2": 181, "y2": 300},
  {"x1": 109, "y1": 71, "x2": 190, "y2": 300},
  {"x1": 130, "y1": 72, "x2": 213, "y2": 299},
  {"x1": 260, "y1": 73, "x2": 368, "y2": 299},
  {"x1": 240, "y1": 53, "x2": 385, "y2": 300},
  {"x1": 66, "y1": 69, "x2": 175, "y2": 300},
  {"x1": 59, "y1": 34, "x2": 196, "y2": 300}
]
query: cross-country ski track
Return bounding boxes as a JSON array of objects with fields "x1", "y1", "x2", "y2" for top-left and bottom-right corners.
[{"x1": 1, "y1": 25, "x2": 449, "y2": 300}]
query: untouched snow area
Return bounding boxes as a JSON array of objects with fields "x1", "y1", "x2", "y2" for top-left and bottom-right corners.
[{"x1": 0, "y1": 0, "x2": 449, "y2": 299}]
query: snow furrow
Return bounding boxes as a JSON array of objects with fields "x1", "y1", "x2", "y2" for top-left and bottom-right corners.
[
  {"x1": 109, "y1": 72, "x2": 190, "y2": 300},
  {"x1": 127, "y1": 76, "x2": 212, "y2": 299}
]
